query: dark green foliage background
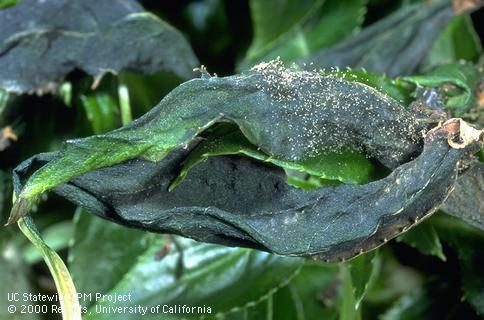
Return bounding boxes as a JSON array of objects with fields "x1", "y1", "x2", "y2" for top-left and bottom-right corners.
[{"x1": 0, "y1": 0, "x2": 483, "y2": 319}]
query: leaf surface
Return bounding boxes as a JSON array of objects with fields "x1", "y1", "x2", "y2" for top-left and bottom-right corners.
[
  {"x1": 12, "y1": 119, "x2": 480, "y2": 260},
  {"x1": 433, "y1": 215, "x2": 484, "y2": 315},
  {"x1": 427, "y1": 14, "x2": 482, "y2": 66},
  {"x1": 396, "y1": 221, "x2": 446, "y2": 261},
  {"x1": 12, "y1": 61, "x2": 423, "y2": 211},
  {"x1": 301, "y1": 1, "x2": 454, "y2": 77},
  {"x1": 80, "y1": 229, "x2": 302, "y2": 319},
  {"x1": 169, "y1": 123, "x2": 377, "y2": 190},
  {"x1": 244, "y1": 0, "x2": 366, "y2": 67},
  {"x1": 68, "y1": 211, "x2": 152, "y2": 304},
  {"x1": 347, "y1": 250, "x2": 380, "y2": 308},
  {"x1": 0, "y1": 0, "x2": 198, "y2": 94},
  {"x1": 402, "y1": 62, "x2": 482, "y2": 115},
  {"x1": 0, "y1": 244, "x2": 41, "y2": 320},
  {"x1": 441, "y1": 163, "x2": 484, "y2": 231}
]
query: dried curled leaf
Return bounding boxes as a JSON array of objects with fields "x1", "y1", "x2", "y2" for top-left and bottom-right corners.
[
  {"x1": 0, "y1": 126, "x2": 17, "y2": 151},
  {"x1": 0, "y1": 0, "x2": 198, "y2": 94},
  {"x1": 12, "y1": 119, "x2": 482, "y2": 261}
]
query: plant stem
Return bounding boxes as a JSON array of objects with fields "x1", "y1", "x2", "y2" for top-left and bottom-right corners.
[
  {"x1": 118, "y1": 85, "x2": 132, "y2": 125},
  {"x1": 18, "y1": 216, "x2": 82, "y2": 320}
]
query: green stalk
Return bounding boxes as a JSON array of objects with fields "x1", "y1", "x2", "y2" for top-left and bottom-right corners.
[
  {"x1": 18, "y1": 215, "x2": 81, "y2": 320},
  {"x1": 118, "y1": 84, "x2": 132, "y2": 125}
]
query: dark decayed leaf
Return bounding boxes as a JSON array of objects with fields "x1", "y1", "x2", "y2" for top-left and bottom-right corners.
[
  {"x1": 8, "y1": 60, "x2": 483, "y2": 260},
  {"x1": 0, "y1": 0, "x2": 198, "y2": 94},
  {"x1": 10, "y1": 61, "x2": 424, "y2": 221},
  {"x1": 441, "y1": 163, "x2": 484, "y2": 231},
  {"x1": 12, "y1": 118, "x2": 482, "y2": 261},
  {"x1": 301, "y1": 0, "x2": 454, "y2": 77}
]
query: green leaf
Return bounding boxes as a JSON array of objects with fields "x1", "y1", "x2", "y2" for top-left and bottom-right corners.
[
  {"x1": 231, "y1": 262, "x2": 340, "y2": 320},
  {"x1": 117, "y1": 71, "x2": 183, "y2": 117},
  {"x1": 365, "y1": 250, "x2": 423, "y2": 304},
  {"x1": 402, "y1": 61, "x2": 482, "y2": 115},
  {"x1": 247, "y1": 0, "x2": 319, "y2": 61},
  {"x1": 80, "y1": 92, "x2": 119, "y2": 135},
  {"x1": 427, "y1": 14, "x2": 482, "y2": 66},
  {"x1": 57, "y1": 82, "x2": 73, "y2": 107},
  {"x1": 285, "y1": 171, "x2": 339, "y2": 190},
  {"x1": 22, "y1": 220, "x2": 74, "y2": 264},
  {"x1": 302, "y1": 1, "x2": 454, "y2": 77},
  {"x1": 0, "y1": 0, "x2": 18, "y2": 9},
  {"x1": 78, "y1": 230, "x2": 302, "y2": 319},
  {"x1": 432, "y1": 214, "x2": 484, "y2": 315},
  {"x1": 0, "y1": 243, "x2": 41, "y2": 320},
  {"x1": 340, "y1": 265, "x2": 361, "y2": 320},
  {"x1": 0, "y1": 170, "x2": 10, "y2": 227},
  {"x1": 396, "y1": 221, "x2": 446, "y2": 261},
  {"x1": 0, "y1": 0, "x2": 198, "y2": 94},
  {"x1": 0, "y1": 88, "x2": 8, "y2": 115},
  {"x1": 68, "y1": 211, "x2": 152, "y2": 306},
  {"x1": 244, "y1": 0, "x2": 367, "y2": 67},
  {"x1": 118, "y1": 85, "x2": 132, "y2": 126},
  {"x1": 459, "y1": 244, "x2": 484, "y2": 316},
  {"x1": 281, "y1": 262, "x2": 339, "y2": 320},
  {"x1": 169, "y1": 123, "x2": 377, "y2": 191},
  {"x1": 381, "y1": 287, "x2": 431, "y2": 320},
  {"x1": 255, "y1": 261, "x2": 340, "y2": 320},
  {"x1": 347, "y1": 250, "x2": 380, "y2": 308}
]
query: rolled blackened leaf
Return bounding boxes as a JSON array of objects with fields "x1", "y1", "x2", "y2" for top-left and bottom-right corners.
[
  {"x1": 442, "y1": 163, "x2": 484, "y2": 231},
  {"x1": 300, "y1": 0, "x2": 453, "y2": 77},
  {"x1": 12, "y1": 119, "x2": 482, "y2": 261},
  {"x1": 8, "y1": 61, "x2": 424, "y2": 224},
  {"x1": 0, "y1": 0, "x2": 198, "y2": 94}
]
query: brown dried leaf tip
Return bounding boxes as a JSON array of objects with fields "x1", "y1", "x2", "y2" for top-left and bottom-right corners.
[
  {"x1": 5, "y1": 197, "x2": 33, "y2": 226},
  {"x1": 453, "y1": 0, "x2": 484, "y2": 15},
  {"x1": 434, "y1": 118, "x2": 484, "y2": 149},
  {"x1": 0, "y1": 126, "x2": 17, "y2": 151}
]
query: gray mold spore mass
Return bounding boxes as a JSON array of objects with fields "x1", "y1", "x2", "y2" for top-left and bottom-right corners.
[{"x1": 249, "y1": 59, "x2": 422, "y2": 168}]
